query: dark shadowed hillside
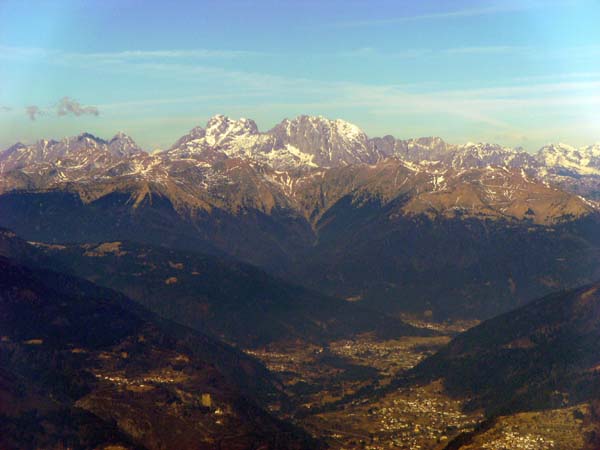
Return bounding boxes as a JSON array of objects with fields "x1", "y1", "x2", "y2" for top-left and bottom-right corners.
[
  {"x1": 0, "y1": 229, "x2": 423, "y2": 349},
  {"x1": 409, "y1": 283, "x2": 600, "y2": 416},
  {"x1": 1, "y1": 149, "x2": 599, "y2": 321},
  {"x1": 0, "y1": 256, "x2": 320, "y2": 450}
]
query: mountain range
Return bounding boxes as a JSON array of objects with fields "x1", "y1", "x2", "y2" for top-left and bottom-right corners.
[
  {"x1": 1, "y1": 115, "x2": 599, "y2": 320},
  {"x1": 2, "y1": 114, "x2": 600, "y2": 448}
]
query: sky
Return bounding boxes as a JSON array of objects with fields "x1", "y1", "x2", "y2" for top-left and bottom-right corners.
[{"x1": 1, "y1": 0, "x2": 599, "y2": 151}]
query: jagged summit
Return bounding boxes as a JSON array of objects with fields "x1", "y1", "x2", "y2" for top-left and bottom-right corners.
[
  {"x1": 2, "y1": 115, "x2": 600, "y2": 205},
  {"x1": 0, "y1": 131, "x2": 145, "y2": 174},
  {"x1": 107, "y1": 131, "x2": 143, "y2": 157},
  {"x1": 166, "y1": 114, "x2": 375, "y2": 169},
  {"x1": 6, "y1": 116, "x2": 600, "y2": 177},
  {"x1": 537, "y1": 142, "x2": 600, "y2": 175},
  {"x1": 268, "y1": 115, "x2": 373, "y2": 167},
  {"x1": 204, "y1": 114, "x2": 260, "y2": 146}
]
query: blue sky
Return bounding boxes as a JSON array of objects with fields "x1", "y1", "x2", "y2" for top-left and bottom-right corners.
[{"x1": 1, "y1": 0, "x2": 599, "y2": 151}]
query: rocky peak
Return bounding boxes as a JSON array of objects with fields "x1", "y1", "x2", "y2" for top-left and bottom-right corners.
[
  {"x1": 0, "y1": 142, "x2": 27, "y2": 157},
  {"x1": 204, "y1": 115, "x2": 259, "y2": 146},
  {"x1": 273, "y1": 115, "x2": 367, "y2": 142},
  {"x1": 537, "y1": 143, "x2": 600, "y2": 175},
  {"x1": 0, "y1": 132, "x2": 142, "y2": 175},
  {"x1": 582, "y1": 143, "x2": 600, "y2": 157},
  {"x1": 108, "y1": 132, "x2": 144, "y2": 157},
  {"x1": 410, "y1": 136, "x2": 447, "y2": 148},
  {"x1": 169, "y1": 126, "x2": 206, "y2": 150},
  {"x1": 269, "y1": 115, "x2": 374, "y2": 167},
  {"x1": 450, "y1": 142, "x2": 537, "y2": 169}
]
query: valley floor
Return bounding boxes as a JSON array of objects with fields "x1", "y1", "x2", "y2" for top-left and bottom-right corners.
[
  {"x1": 244, "y1": 324, "x2": 599, "y2": 450},
  {"x1": 245, "y1": 325, "x2": 484, "y2": 449}
]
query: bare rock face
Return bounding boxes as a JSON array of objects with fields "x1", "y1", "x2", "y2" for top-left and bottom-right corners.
[
  {"x1": 268, "y1": 115, "x2": 376, "y2": 167},
  {"x1": 108, "y1": 131, "x2": 144, "y2": 158}
]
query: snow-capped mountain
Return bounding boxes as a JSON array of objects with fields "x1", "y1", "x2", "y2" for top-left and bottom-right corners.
[
  {"x1": 448, "y1": 142, "x2": 538, "y2": 169},
  {"x1": 537, "y1": 143, "x2": 600, "y2": 176},
  {"x1": 267, "y1": 115, "x2": 375, "y2": 167},
  {"x1": 1, "y1": 115, "x2": 600, "y2": 322},
  {"x1": 167, "y1": 115, "x2": 273, "y2": 164},
  {"x1": 371, "y1": 137, "x2": 538, "y2": 170},
  {"x1": 533, "y1": 143, "x2": 600, "y2": 201},
  {"x1": 0, "y1": 132, "x2": 144, "y2": 174},
  {"x1": 370, "y1": 136, "x2": 451, "y2": 162},
  {"x1": 167, "y1": 114, "x2": 378, "y2": 169},
  {"x1": 1, "y1": 114, "x2": 599, "y2": 207}
]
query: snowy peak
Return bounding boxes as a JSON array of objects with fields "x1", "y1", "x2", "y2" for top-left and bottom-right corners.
[
  {"x1": 537, "y1": 143, "x2": 600, "y2": 175},
  {"x1": 270, "y1": 115, "x2": 374, "y2": 167},
  {"x1": 1, "y1": 142, "x2": 27, "y2": 158},
  {"x1": 59, "y1": 132, "x2": 143, "y2": 159},
  {"x1": 167, "y1": 114, "x2": 376, "y2": 169},
  {"x1": 272, "y1": 115, "x2": 368, "y2": 147},
  {"x1": 451, "y1": 142, "x2": 537, "y2": 169},
  {"x1": 0, "y1": 132, "x2": 144, "y2": 174},
  {"x1": 400, "y1": 136, "x2": 450, "y2": 160},
  {"x1": 4, "y1": 115, "x2": 600, "y2": 206},
  {"x1": 59, "y1": 133, "x2": 107, "y2": 151},
  {"x1": 581, "y1": 143, "x2": 600, "y2": 158},
  {"x1": 167, "y1": 115, "x2": 262, "y2": 159},
  {"x1": 205, "y1": 114, "x2": 259, "y2": 146},
  {"x1": 368, "y1": 136, "x2": 534, "y2": 170}
]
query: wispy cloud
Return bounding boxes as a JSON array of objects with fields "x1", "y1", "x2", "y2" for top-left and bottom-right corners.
[
  {"x1": 333, "y1": 1, "x2": 579, "y2": 28},
  {"x1": 56, "y1": 97, "x2": 99, "y2": 117},
  {"x1": 333, "y1": 3, "x2": 531, "y2": 27},
  {"x1": 0, "y1": 105, "x2": 11, "y2": 112},
  {"x1": 4, "y1": 42, "x2": 599, "y2": 145},
  {"x1": 335, "y1": 44, "x2": 600, "y2": 60},
  {"x1": 0, "y1": 45, "x2": 262, "y2": 63},
  {"x1": 39, "y1": 53, "x2": 600, "y2": 130},
  {"x1": 337, "y1": 47, "x2": 433, "y2": 59},
  {"x1": 429, "y1": 80, "x2": 600, "y2": 98},
  {"x1": 511, "y1": 71, "x2": 600, "y2": 83},
  {"x1": 79, "y1": 49, "x2": 262, "y2": 59},
  {"x1": 443, "y1": 46, "x2": 521, "y2": 55}
]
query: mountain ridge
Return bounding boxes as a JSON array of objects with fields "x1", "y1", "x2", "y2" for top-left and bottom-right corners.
[
  {"x1": 3, "y1": 114, "x2": 600, "y2": 173},
  {"x1": 1, "y1": 114, "x2": 599, "y2": 320}
]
